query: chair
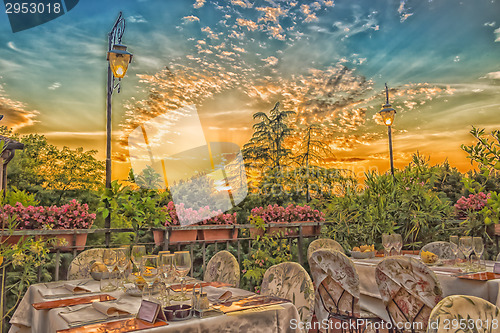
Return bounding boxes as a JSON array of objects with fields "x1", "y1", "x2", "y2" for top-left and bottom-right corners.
[
  {"x1": 204, "y1": 250, "x2": 240, "y2": 287},
  {"x1": 496, "y1": 253, "x2": 500, "y2": 261},
  {"x1": 419, "y1": 242, "x2": 462, "y2": 259},
  {"x1": 375, "y1": 256, "x2": 443, "y2": 333},
  {"x1": 308, "y1": 249, "x2": 380, "y2": 333},
  {"x1": 260, "y1": 262, "x2": 315, "y2": 325},
  {"x1": 427, "y1": 295, "x2": 500, "y2": 333},
  {"x1": 307, "y1": 238, "x2": 344, "y2": 261},
  {"x1": 67, "y1": 248, "x2": 106, "y2": 280}
]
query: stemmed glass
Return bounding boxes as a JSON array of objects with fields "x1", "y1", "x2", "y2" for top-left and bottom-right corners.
[
  {"x1": 115, "y1": 248, "x2": 128, "y2": 290},
  {"x1": 131, "y1": 245, "x2": 146, "y2": 272},
  {"x1": 449, "y1": 236, "x2": 460, "y2": 266},
  {"x1": 174, "y1": 251, "x2": 192, "y2": 301},
  {"x1": 159, "y1": 251, "x2": 174, "y2": 306},
  {"x1": 140, "y1": 255, "x2": 159, "y2": 301},
  {"x1": 473, "y1": 237, "x2": 484, "y2": 271},
  {"x1": 382, "y1": 234, "x2": 392, "y2": 257},
  {"x1": 459, "y1": 236, "x2": 473, "y2": 271},
  {"x1": 392, "y1": 234, "x2": 403, "y2": 256},
  {"x1": 102, "y1": 248, "x2": 117, "y2": 291}
]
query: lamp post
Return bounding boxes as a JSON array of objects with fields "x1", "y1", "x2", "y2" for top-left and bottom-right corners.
[
  {"x1": 105, "y1": 12, "x2": 132, "y2": 246},
  {"x1": 379, "y1": 83, "x2": 396, "y2": 177}
]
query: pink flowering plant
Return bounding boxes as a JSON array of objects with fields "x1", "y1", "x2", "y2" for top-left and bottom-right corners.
[
  {"x1": 249, "y1": 203, "x2": 325, "y2": 224},
  {"x1": 454, "y1": 192, "x2": 491, "y2": 218},
  {"x1": 0, "y1": 199, "x2": 96, "y2": 230},
  {"x1": 164, "y1": 201, "x2": 236, "y2": 226}
]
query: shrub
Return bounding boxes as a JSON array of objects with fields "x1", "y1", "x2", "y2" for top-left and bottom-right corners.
[
  {"x1": 164, "y1": 201, "x2": 237, "y2": 226},
  {"x1": 249, "y1": 203, "x2": 325, "y2": 223}
]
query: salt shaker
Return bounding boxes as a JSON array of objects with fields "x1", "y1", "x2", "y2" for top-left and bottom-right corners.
[{"x1": 199, "y1": 292, "x2": 209, "y2": 311}]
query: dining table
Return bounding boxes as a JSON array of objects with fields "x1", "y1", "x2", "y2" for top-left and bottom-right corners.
[
  {"x1": 9, "y1": 277, "x2": 303, "y2": 333},
  {"x1": 353, "y1": 255, "x2": 500, "y2": 322}
]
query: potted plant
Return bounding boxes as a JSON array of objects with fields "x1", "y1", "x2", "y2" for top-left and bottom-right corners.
[
  {"x1": 248, "y1": 204, "x2": 325, "y2": 238},
  {"x1": 0, "y1": 200, "x2": 95, "y2": 251},
  {"x1": 162, "y1": 201, "x2": 198, "y2": 244},
  {"x1": 196, "y1": 207, "x2": 237, "y2": 242}
]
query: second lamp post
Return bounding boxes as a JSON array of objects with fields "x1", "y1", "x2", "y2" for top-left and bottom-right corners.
[{"x1": 379, "y1": 83, "x2": 396, "y2": 177}]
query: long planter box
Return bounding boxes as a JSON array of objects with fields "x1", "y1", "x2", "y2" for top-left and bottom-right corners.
[
  {"x1": 197, "y1": 228, "x2": 238, "y2": 242},
  {"x1": 0, "y1": 231, "x2": 88, "y2": 251},
  {"x1": 153, "y1": 229, "x2": 198, "y2": 245},
  {"x1": 249, "y1": 222, "x2": 321, "y2": 238}
]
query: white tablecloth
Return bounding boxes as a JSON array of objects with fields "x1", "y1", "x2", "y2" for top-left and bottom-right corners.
[
  {"x1": 354, "y1": 256, "x2": 500, "y2": 321},
  {"x1": 9, "y1": 279, "x2": 303, "y2": 333}
]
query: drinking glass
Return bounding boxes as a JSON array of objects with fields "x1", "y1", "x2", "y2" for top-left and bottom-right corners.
[
  {"x1": 392, "y1": 234, "x2": 403, "y2": 256},
  {"x1": 459, "y1": 236, "x2": 473, "y2": 270},
  {"x1": 140, "y1": 255, "x2": 159, "y2": 301},
  {"x1": 131, "y1": 245, "x2": 146, "y2": 272},
  {"x1": 159, "y1": 251, "x2": 174, "y2": 306},
  {"x1": 174, "y1": 251, "x2": 192, "y2": 301},
  {"x1": 382, "y1": 234, "x2": 392, "y2": 257},
  {"x1": 102, "y1": 248, "x2": 117, "y2": 292},
  {"x1": 120, "y1": 245, "x2": 132, "y2": 282},
  {"x1": 449, "y1": 236, "x2": 460, "y2": 266},
  {"x1": 473, "y1": 237, "x2": 485, "y2": 271},
  {"x1": 115, "y1": 248, "x2": 128, "y2": 290}
]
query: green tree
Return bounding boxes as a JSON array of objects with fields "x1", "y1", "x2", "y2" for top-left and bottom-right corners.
[{"x1": 243, "y1": 102, "x2": 296, "y2": 172}]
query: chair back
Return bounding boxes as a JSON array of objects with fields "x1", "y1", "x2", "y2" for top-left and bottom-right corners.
[
  {"x1": 420, "y1": 241, "x2": 461, "y2": 259},
  {"x1": 204, "y1": 250, "x2": 240, "y2": 287},
  {"x1": 261, "y1": 262, "x2": 314, "y2": 324},
  {"x1": 67, "y1": 248, "x2": 106, "y2": 280},
  {"x1": 307, "y1": 238, "x2": 344, "y2": 261},
  {"x1": 308, "y1": 249, "x2": 360, "y2": 325},
  {"x1": 427, "y1": 295, "x2": 500, "y2": 333},
  {"x1": 375, "y1": 256, "x2": 443, "y2": 332}
]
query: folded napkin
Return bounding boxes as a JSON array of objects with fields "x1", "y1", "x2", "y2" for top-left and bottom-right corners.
[
  {"x1": 59, "y1": 300, "x2": 136, "y2": 326},
  {"x1": 39, "y1": 282, "x2": 93, "y2": 298},
  {"x1": 430, "y1": 266, "x2": 462, "y2": 274},
  {"x1": 204, "y1": 286, "x2": 254, "y2": 303}
]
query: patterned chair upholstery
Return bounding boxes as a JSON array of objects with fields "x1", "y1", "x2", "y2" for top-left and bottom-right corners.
[
  {"x1": 308, "y1": 249, "x2": 381, "y2": 332},
  {"x1": 496, "y1": 253, "x2": 500, "y2": 261},
  {"x1": 427, "y1": 295, "x2": 500, "y2": 333},
  {"x1": 307, "y1": 238, "x2": 344, "y2": 261},
  {"x1": 376, "y1": 256, "x2": 443, "y2": 333},
  {"x1": 204, "y1": 250, "x2": 240, "y2": 287},
  {"x1": 67, "y1": 248, "x2": 106, "y2": 280},
  {"x1": 420, "y1": 241, "x2": 463, "y2": 259},
  {"x1": 260, "y1": 262, "x2": 314, "y2": 325}
]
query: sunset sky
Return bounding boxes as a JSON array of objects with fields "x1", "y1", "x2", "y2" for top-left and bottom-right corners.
[{"x1": 0, "y1": 0, "x2": 499, "y2": 181}]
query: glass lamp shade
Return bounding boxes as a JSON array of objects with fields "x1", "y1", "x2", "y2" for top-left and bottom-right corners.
[
  {"x1": 379, "y1": 104, "x2": 396, "y2": 126},
  {"x1": 107, "y1": 44, "x2": 132, "y2": 79}
]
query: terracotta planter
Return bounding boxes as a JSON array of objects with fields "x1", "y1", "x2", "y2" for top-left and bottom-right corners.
[
  {"x1": 0, "y1": 234, "x2": 27, "y2": 245},
  {"x1": 153, "y1": 230, "x2": 166, "y2": 246},
  {"x1": 197, "y1": 228, "x2": 238, "y2": 242},
  {"x1": 169, "y1": 229, "x2": 198, "y2": 244},
  {"x1": 54, "y1": 233, "x2": 88, "y2": 251},
  {"x1": 300, "y1": 225, "x2": 321, "y2": 236},
  {"x1": 249, "y1": 225, "x2": 294, "y2": 238}
]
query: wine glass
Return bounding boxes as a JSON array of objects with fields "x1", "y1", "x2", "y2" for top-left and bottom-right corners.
[
  {"x1": 131, "y1": 245, "x2": 146, "y2": 272},
  {"x1": 459, "y1": 236, "x2": 473, "y2": 271},
  {"x1": 140, "y1": 255, "x2": 159, "y2": 301},
  {"x1": 449, "y1": 236, "x2": 460, "y2": 266},
  {"x1": 382, "y1": 234, "x2": 392, "y2": 257},
  {"x1": 174, "y1": 251, "x2": 192, "y2": 301},
  {"x1": 392, "y1": 234, "x2": 403, "y2": 256},
  {"x1": 159, "y1": 251, "x2": 174, "y2": 306},
  {"x1": 102, "y1": 248, "x2": 117, "y2": 292},
  {"x1": 119, "y1": 245, "x2": 132, "y2": 282},
  {"x1": 473, "y1": 237, "x2": 484, "y2": 271},
  {"x1": 115, "y1": 248, "x2": 128, "y2": 290}
]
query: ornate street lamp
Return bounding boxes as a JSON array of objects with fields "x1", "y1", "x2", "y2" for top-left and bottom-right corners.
[
  {"x1": 379, "y1": 83, "x2": 396, "y2": 176},
  {"x1": 105, "y1": 12, "x2": 132, "y2": 245}
]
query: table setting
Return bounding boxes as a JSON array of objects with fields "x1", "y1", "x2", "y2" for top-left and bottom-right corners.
[{"x1": 9, "y1": 247, "x2": 302, "y2": 333}]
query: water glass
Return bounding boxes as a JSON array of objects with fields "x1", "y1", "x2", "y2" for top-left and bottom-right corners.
[
  {"x1": 459, "y1": 236, "x2": 473, "y2": 271},
  {"x1": 392, "y1": 234, "x2": 403, "y2": 256},
  {"x1": 115, "y1": 248, "x2": 128, "y2": 290},
  {"x1": 382, "y1": 234, "x2": 392, "y2": 257},
  {"x1": 131, "y1": 245, "x2": 146, "y2": 272},
  {"x1": 449, "y1": 236, "x2": 460, "y2": 266},
  {"x1": 159, "y1": 251, "x2": 174, "y2": 306},
  {"x1": 101, "y1": 248, "x2": 117, "y2": 292},
  {"x1": 140, "y1": 255, "x2": 159, "y2": 301},
  {"x1": 473, "y1": 237, "x2": 485, "y2": 271},
  {"x1": 174, "y1": 251, "x2": 192, "y2": 301}
]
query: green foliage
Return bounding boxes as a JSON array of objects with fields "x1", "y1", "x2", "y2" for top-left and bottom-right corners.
[
  {"x1": 461, "y1": 126, "x2": 500, "y2": 171},
  {"x1": 323, "y1": 154, "x2": 454, "y2": 251},
  {"x1": 0, "y1": 187, "x2": 39, "y2": 206}
]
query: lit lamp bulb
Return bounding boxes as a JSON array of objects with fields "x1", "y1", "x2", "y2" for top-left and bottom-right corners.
[
  {"x1": 107, "y1": 44, "x2": 133, "y2": 79},
  {"x1": 379, "y1": 103, "x2": 396, "y2": 127}
]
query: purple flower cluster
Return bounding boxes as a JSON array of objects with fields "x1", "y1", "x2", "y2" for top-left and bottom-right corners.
[
  {"x1": 250, "y1": 204, "x2": 325, "y2": 223},
  {"x1": 164, "y1": 201, "x2": 237, "y2": 226},
  {"x1": 454, "y1": 192, "x2": 491, "y2": 217},
  {"x1": 1, "y1": 199, "x2": 96, "y2": 230}
]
